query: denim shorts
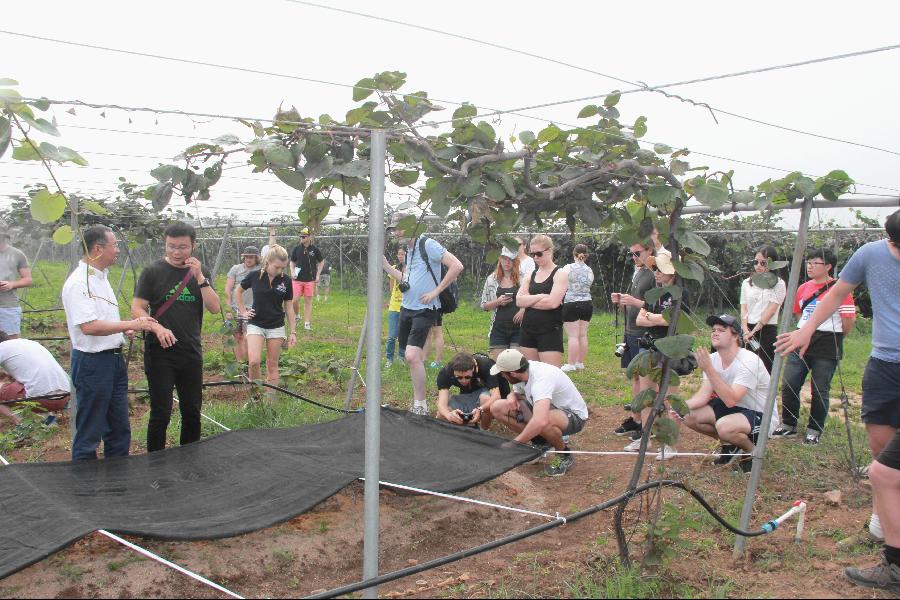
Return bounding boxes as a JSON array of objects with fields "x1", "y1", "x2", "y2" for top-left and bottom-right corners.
[
  {"x1": 0, "y1": 306, "x2": 22, "y2": 335},
  {"x1": 489, "y1": 323, "x2": 521, "y2": 349},
  {"x1": 861, "y1": 357, "x2": 900, "y2": 427},
  {"x1": 246, "y1": 324, "x2": 287, "y2": 339}
]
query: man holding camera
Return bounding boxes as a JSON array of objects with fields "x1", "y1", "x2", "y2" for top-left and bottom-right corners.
[
  {"x1": 436, "y1": 352, "x2": 509, "y2": 429},
  {"x1": 683, "y1": 315, "x2": 770, "y2": 473},
  {"x1": 489, "y1": 348, "x2": 588, "y2": 477},
  {"x1": 611, "y1": 241, "x2": 656, "y2": 439},
  {"x1": 382, "y1": 214, "x2": 463, "y2": 415}
]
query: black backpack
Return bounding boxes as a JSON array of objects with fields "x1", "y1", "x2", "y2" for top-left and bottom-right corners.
[{"x1": 419, "y1": 236, "x2": 459, "y2": 314}]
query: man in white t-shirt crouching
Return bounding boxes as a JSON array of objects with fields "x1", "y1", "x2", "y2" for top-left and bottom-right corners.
[
  {"x1": 683, "y1": 315, "x2": 771, "y2": 473},
  {"x1": 489, "y1": 348, "x2": 589, "y2": 477}
]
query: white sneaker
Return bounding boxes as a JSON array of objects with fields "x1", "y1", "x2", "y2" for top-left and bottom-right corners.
[
  {"x1": 624, "y1": 438, "x2": 652, "y2": 452},
  {"x1": 304, "y1": 322, "x2": 312, "y2": 331},
  {"x1": 561, "y1": 364, "x2": 577, "y2": 372},
  {"x1": 410, "y1": 402, "x2": 428, "y2": 416},
  {"x1": 869, "y1": 513, "x2": 885, "y2": 542},
  {"x1": 575, "y1": 362, "x2": 585, "y2": 370},
  {"x1": 655, "y1": 445, "x2": 677, "y2": 461}
]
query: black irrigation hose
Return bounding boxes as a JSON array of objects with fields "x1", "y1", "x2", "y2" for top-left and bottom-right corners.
[
  {"x1": 22, "y1": 307, "x2": 66, "y2": 314},
  {"x1": 0, "y1": 392, "x2": 70, "y2": 406},
  {"x1": 127, "y1": 379, "x2": 358, "y2": 415},
  {"x1": 28, "y1": 336, "x2": 69, "y2": 342},
  {"x1": 306, "y1": 479, "x2": 773, "y2": 599}
]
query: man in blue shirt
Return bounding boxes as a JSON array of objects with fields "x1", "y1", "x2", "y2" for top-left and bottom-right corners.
[
  {"x1": 778, "y1": 209, "x2": 900, "y2": 593},
  {"x1": 382, "y1": 214, "x2": 463, "y2": 415}
]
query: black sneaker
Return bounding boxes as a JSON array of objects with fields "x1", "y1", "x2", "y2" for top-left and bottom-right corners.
[
  {"x1": 803, "y1": 431, "x2": 821, "y2": 445},
  {"x1": 713, "y1": 444, "x2": 737, "y2": 465},
  {"x1": 614, "y1": 417, "x2": 640, "y2": 436},
  {"x1": 630, "y1": 427, "x2": 643, "y2": 441},
  {"x1": 544, "y1": 453, "x2": 575, "y2": 477},
  {"x1": 844, "y1": 553, "x2": 900, "y2": 594},
  {"x1": 771, "y1": 427, "x2": 797, "y2": 439},
  {"x1": 735, "y1": 456, "x2": 753, "y2": 474}
]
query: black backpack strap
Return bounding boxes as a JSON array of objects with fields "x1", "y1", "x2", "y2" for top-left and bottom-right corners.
[
  {"x1": 800, "y1": 279, "x2": 836, "y2": 313},
  {"x1": 419, "y1": 236, "x2": 440, "y2": 287}
]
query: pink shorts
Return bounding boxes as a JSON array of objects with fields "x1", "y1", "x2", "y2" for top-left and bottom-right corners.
[{"x1": 293, "y1": 280, "x2": 316, "y2": 297}]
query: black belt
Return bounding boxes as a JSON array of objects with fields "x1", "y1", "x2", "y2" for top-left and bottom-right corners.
[{"x1": 81, "y1": 347, "x2": 123, "y2": 355}]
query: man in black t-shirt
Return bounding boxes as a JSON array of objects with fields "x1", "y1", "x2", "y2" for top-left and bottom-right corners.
[
  {"x1": 436, "y1": 352, "x2": 510, "y2": 429},
  {"x1": 132, "y1": 221, "x2": 221, "y2": 452},
  {"x1": 289, "y1": 226, "x2": 323, "y2": 332}
]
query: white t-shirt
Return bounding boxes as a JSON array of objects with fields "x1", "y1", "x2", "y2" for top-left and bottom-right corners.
[
  {"x1": 515, "y1": 360, "x2": 588, "y2": 420},
  {"x1": 739, "y1": 277, "x2": 786, "y2": 325},
  {"x1": 703, "y1": 348, "x2": 770, "y2": 414},
  {"x1": 0, "y1": 338, "x2": 70, "y2": 396},
  {"x1": 61, "y1": 261, "x2": 125, "y2": 352},
  {"x1": 519, "y1": 255, "x2": 536, "y2": 281}
]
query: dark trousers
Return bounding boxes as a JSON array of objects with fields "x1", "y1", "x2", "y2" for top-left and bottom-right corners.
[
  {"x1": 71, "y1": 349, "x2": 130, "y2": 460},
  {"x1": 145, "y1": 348, "x2": 204, "y2": 452},
  {"x1": 748, "y1": 323, "x2": 778, "y2": 373},
  {"x1": 781, "y1": 351, "x2": 838, "y2": 433}
]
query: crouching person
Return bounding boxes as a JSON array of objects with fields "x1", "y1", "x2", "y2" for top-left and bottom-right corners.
[
  {"x1": 489, "y1": 349, "x2": 588, "y2": 477},
  {"x1": 436, "y1": 352, "x2": 509, "y2": 429},
  {"x1": 683, "y1": 315, "x2": 770, "y2": 473}
]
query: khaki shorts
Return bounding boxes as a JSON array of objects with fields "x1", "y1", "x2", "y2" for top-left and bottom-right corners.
[{"x1": 246, "y1": 324, "x2": 287, "y2": 339}]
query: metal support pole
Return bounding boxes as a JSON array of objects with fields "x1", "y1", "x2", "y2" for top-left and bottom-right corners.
[
  {"x1": 345, "y1": 310, "x2": 368, "y2": 411},
  {"x1": 210, "y1": 222, "x2": 232, "y2": 281},
  {"x1": 339, "y1": 237, "x2": 344, "y2": 290},
  {"x1": 362, "y1": 129, "x2": 386, "y2": 598},
  {"x1": 734, "y1": 195, "x2": 815, "y2": 557}
]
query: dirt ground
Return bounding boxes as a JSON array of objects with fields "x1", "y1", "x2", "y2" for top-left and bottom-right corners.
[{"x1": 0, "y1": 395, "x2": 891, "y2": 600}]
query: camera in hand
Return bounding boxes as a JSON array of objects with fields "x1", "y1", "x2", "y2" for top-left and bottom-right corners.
[
  {"x1": 460, "y1": 410, "x2": 476, "y2": 424},
  {"x1": 398, "y1": 281, "x2": 410, "y2": 293},
  {"x1": 746, "y1": 338, "x2": 761, "y2": 352},
  {"x1": 614, "y1": 342, "x2": 627, "y2": 357}
]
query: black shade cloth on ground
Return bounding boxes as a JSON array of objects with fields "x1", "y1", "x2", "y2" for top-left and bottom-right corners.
[{"x1": 0, "y1": 407, "x2": 539, "y2": 579}]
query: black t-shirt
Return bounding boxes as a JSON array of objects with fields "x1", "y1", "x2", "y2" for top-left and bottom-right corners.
[
  {"x1": 241, "y1": 271, "x2": 294, "y2": 329},
  {"x1": 436, "y1": 354, "x2": 510, "y2": 397},
  {"x1": 494, "y1": 283, "x2": 519, "y2": 327},
  {"x1": 135, "y1": 259, "x2": 212, "y2": 356},
  {"x1": 647, "y1": 287, "x2": 691, "y2": 339},
  {"x1": 290, "y1": 244, "x2": 323, "y2": 282}
]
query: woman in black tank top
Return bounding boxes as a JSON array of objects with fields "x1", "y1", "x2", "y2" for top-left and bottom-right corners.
[{"x1": 516, "y1": 234, "x2": 569, "y2": 366}]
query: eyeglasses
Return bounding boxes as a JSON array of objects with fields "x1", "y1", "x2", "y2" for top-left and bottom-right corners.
[
  {"x1": 165, "y1": 244, "x2": 192, "y2": 252},
  {"x1": 530, "y1": 249, "x2": 549, "y2": 258},
  {"x1": 753, "y1": 260, "x2": 768, "y2": 266},
  {"x1": 806, "y1": 260, "x2": 826, "y2": 266}
]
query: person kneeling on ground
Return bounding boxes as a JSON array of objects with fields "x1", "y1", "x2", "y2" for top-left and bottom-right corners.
[
  {"x1": 0, "y1": 330, "x2": 71, "y2": 428},
  {"x1": 436, "y1": 352, "x2": 509, "y2": 429},
  {"x1": 489, "y1": 348, "x2": 589, "y2": 477},
  {"x1": 683, "y1": 315, "x2": 770, "y2": 473}
]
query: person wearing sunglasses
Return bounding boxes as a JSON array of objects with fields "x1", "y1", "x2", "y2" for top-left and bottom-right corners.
[
  {"x1": 516, "y1": 235, "x2": 568, "y2": 367},
  {"x1": 739, "y1": 246, "x2": 786, "y2": 373},
  {"x1": 288, "y1": 226, "x2": 324, "y2": 332},
  {"x1": 773, "y1": 248, "x2": 856, "y2": 445},
  {"x1": 480, "y1": 246, "x2": 523, "y2": 360},
  {"x1": 777, "y1": 210, "x2": 900, "y2": 593},
  {"x1": 435, "y1": 352, "x2": 510, "y2": 429},
  {"x1": 611, "y1": 241, "x2": 656, "y2": 439}
]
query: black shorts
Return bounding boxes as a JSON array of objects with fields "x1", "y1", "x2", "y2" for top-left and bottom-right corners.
[
  {"x1": 398, "y1": 308, "x2": 439, "y2": 350},
  {"x1": 877, "y1": 429, "x2": 900, "y2": 471},
  {"x1": 489, "y1": 323, "x2": 521, "y2": 349},
  {"x1": 620, "y1": 334, "x2": 644, "y2": 369},
  {"x1": 562, "y1": 301, "x2": 593, "y2": 323},
  {"x1": 710, "y1": 397, "x2": 762, "y2": 444},
  {"x1": 519, "y1": 325, "x2": 563, "y2": 353},
  {"x1": 861, "y1": 357, "x2": 900, "y2": 427}
]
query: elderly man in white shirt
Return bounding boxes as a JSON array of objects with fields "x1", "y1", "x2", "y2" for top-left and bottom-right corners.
[{"x1": 61, "y1": 225, "x2": 155, "y2": 460}]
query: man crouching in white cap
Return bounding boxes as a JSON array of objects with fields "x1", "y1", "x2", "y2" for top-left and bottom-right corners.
[{"x1": 489, "y1": 348, "x2": 589, "y2": 476}]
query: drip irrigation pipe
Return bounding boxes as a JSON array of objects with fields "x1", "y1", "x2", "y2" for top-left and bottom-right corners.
[
  {"x1": 0, "y1": 392, "x2": 70, "y2": 406},
  {"x1": 307, "y1": 480, "x2": 798, "y2": 599}
]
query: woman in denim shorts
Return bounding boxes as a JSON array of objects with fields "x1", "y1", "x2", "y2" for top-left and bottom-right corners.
[{"x1": 236, "y1": 245, "x2": 296, "y2": 387}]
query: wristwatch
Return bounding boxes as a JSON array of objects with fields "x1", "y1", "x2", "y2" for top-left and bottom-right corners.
[{"x1": 199, "y1": 279, "x2": 211, "y2": 288}]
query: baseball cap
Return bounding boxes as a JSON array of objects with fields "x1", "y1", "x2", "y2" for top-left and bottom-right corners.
[
  {"x1": 706, "y1": 314, "x2": 743, "y2": 338},
  {"x1": 387, "y1": 212, "x2": 410, "y2": 229},
  {"x1": 489, "y1": 348, "x2": 529, "y2": 375},
  {"x1": 653, "y1": 250, "x2": 675, "y2": 275},
  {"x1": 299, "y1": 227, "x2": 310, "y2": 236},
  {"x1": 500, "y1": 246, "x2": 517, "y2": 260},
  {"x1": 240, "y1": 246, "x2": 260, "y2": 257}
]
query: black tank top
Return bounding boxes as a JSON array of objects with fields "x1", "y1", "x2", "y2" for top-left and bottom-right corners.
[
  {"x1": 522, "y1": 267, "x2": 562, "y2": 333},
  {"x1": 494, "y1": 283, "x2": 518, "y2": 327}
]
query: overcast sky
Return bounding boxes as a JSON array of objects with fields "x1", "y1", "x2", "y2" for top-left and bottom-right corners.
[{"x1": 2, "y1": 0, "x2": 899, "y2": 229}]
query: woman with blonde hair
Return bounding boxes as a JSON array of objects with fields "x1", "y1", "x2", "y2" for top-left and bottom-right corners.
[
  {"x1": 236, "y1": 244, "x2": 297, "y2": 387},
  {"x1": 517, "y1": 234, "x2": 568, "y2": 366},
  {"x1": 561, "y1": 243, "x2": 594, "y2": 372},
  {"x1": 480, "y1": 246, "x2": 523, "y2": 359}
]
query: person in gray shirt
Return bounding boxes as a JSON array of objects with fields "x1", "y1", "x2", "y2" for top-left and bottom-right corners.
[
  {"x1": 0, "y1": 230, "x2": 33, "y2": 338},
  {"x1": 225, "y1": 246, "x2": 261, "y2": 362}
]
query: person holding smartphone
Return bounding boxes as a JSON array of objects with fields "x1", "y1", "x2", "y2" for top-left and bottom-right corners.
[{"x1": 480, "y1": 247, "x2": 523, "y2": 359}]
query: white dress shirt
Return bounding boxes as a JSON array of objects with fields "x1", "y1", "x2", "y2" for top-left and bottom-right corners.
[{"x1": 62, "y1": 261, "x2": 125, "y2": 352}]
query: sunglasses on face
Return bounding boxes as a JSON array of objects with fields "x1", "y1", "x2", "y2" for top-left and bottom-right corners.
[
  {"x1": 300, "y1": 235, "x2": 309, "y2": 239},
  {"x1": 753, "y1": 260, "x2": 768, "y2": 266},
  {"x1": 455, "y1": 374, "x2": 473, "y2": 381},
  {"x1": 630, "y1": 250, "x2": 644, "y2": 258},
  {"x1": 530, "y1": 249, "x2": 549, "y2": 258}
]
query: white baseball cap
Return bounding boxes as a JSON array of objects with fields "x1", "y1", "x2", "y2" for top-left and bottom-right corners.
[{"x1": 489, "y1": 348, "x2": 528, "y2": 375}]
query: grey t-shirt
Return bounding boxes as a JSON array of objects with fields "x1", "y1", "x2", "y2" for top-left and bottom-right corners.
[
  {"x1": 840, "y1": 239, "x2": 900, "y2": 362},
  {"x1": 227, "y1": 263, "x2": 257, "y2": 310},
  {"x1": 0, "y1": 246, "x2": 28, "y2": 308},
  {"x1": 625, "y1": 267, "x2": 655, "y2": 337}
]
